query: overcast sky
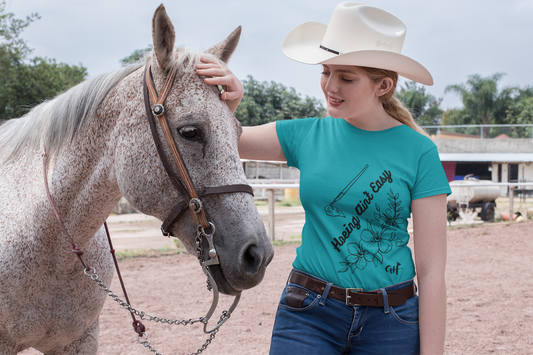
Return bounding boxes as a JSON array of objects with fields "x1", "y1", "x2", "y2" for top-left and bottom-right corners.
[{"x1": 5, "y1": 0, "x2": 533, "y2": 111}]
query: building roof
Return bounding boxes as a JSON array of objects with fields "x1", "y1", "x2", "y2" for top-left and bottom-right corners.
[{"x1": 439, "y1": 153, "x2": 533, "y2": 163}]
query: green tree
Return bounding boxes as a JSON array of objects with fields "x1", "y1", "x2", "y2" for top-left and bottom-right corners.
[
  {"x1": 504, "y1": 87, "x2": 533, "y2": 138},
  {"x1": 444, "y1": 73, "x2": 516, "y2": 137},
  {"x1": 0, "y1": 57, "x2": 87, "y2": 119},
  {"x1": 0, "y1": 1, "x2": 87, "y2": 120},
  {"x1": 396, "y1": 80, "x2": 443, "y2": 126},
  {"x1": 120, "y1": 45, "x2": 152, "y2": 66},
  {"x1": 0, "y1": 1, "x2": 38, "y2": 58},
  {"x1": 234, "y1": 75, "x2": 326, "y2": 126},
  {"x1": 440, "y1": 108, "x2": 465, "y2": 126}
]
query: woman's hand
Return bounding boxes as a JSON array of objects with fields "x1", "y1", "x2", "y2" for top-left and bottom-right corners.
[{"x1": 196, "y1": 57, "x2": 244, "y2": 113}]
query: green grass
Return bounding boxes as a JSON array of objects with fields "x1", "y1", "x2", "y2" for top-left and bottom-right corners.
[
  {"x1": 115, "y1": 243, "x2": 187, "y2": 261},
  {"x1": 272, "y1": 239, "x2": 302, "y2": 246},
  {"x1": 277, "y1": 198, "x2": 302, "y2": 207},
  {"x1": 271, "y1": 234, "x2": 302, "y2": 246}
]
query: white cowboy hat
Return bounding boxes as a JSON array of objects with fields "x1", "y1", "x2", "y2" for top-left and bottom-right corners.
[{"x1": 281, "y1": 2, "x2": 433, "y2": 85}]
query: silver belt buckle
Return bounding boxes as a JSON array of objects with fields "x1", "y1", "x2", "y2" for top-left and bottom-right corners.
[{"x1": 345, "y1": 288, "x2": 363, "y2": 306}]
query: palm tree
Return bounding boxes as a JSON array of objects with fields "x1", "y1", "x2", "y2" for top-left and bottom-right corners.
[{"x1": 445, "y1": 73, "x2": 516, "y2": 138}]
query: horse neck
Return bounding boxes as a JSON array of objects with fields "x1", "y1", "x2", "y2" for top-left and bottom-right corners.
[{"x1": 44, "y1": 86, "x2": 129, "y2": 248}]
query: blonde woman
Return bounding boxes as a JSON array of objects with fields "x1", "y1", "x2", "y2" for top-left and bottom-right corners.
[{"x1": 197, "y1": 3, "x2": 450, "y2": 354}]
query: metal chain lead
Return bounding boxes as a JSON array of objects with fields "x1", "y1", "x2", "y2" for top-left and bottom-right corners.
[
  {"x1": 82, "y1": 224, "x2": 234, "y2": 355},
  {"x1": 84, "y1": 267, "x2": 205, "y2": 325},
  {"x1": 83, "y1": 267, "x2": 231, "y2": 355},
  {"x1": 136, "y1": 315, "x2": 223, "y2": 355}
]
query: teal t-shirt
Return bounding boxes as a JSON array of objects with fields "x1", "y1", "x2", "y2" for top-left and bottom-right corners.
[{"x1": 276, "y1": 117, "x2": 451, "y2": 291}]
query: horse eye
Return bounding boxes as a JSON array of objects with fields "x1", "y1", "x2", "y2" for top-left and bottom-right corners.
[{"x1": 178, "y1": 126, "x2": 202, "y2": 140}]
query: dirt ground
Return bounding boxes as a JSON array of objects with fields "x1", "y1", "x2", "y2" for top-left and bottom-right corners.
[{"x1": 20, "y1": 206, "x2": 533, "y2": 355}]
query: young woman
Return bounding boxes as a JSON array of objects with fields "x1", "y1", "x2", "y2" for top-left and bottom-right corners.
[{"x1": 197, "y1": 3, "x2": 450, "y2": 354}]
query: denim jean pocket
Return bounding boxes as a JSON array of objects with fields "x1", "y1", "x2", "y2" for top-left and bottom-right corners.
[
  {"x1": 279, "y1": 284, "x2": 319, "y2": 311},
  {"x1": 390, "y1": 295, "x2": 419, "y2": 325}
]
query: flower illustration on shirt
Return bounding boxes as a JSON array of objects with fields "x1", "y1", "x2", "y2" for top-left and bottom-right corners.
[
  {"x1": 374, "y1": 188, "x2": 404, "y2": 228},
  {"x1": 338, "y1": 241, "x2": 373, "y2": 273},
  {"x1": 360, "y1": 221, "x2": 394, "y2": 253},
  {"x1": 360, "y1": 219, "x2": 396, "y2": 266},
  {"x1": 338, "y1": 219, "x2": 397, "y2": 273}
]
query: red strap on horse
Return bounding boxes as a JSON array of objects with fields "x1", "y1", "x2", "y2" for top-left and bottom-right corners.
[{"x1": 42, "y1": 147, "x2": 146, "y2": 336}]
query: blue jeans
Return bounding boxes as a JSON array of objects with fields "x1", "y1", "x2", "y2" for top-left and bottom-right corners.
[{"x1": 269, "y1": 270, "x2": 420, "y2": 355}]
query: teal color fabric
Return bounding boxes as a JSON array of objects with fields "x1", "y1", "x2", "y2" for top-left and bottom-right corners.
[{"x1": 276, "y1": 117, "x2": 451, "y2": 291}]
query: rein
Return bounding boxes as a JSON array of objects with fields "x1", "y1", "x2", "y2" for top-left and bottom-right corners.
[{"x1": 41, "y1": 62, "x2": 255, "y2": 355}]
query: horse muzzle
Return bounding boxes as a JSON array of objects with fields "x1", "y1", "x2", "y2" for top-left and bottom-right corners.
[{"x1": 205, "y1": 232, "x2": 274, "y2": 296}]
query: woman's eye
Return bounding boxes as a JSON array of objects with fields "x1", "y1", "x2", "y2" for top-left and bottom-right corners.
[
  {"x1": 342, "y1": 77, "x2": 354, "y2": 82},
  {"x1": 321, "y1": 71, "x2": 330, "y2": 76},
  {"x1": 178, "y1": 126, "x2": 202, "y2": 140}
]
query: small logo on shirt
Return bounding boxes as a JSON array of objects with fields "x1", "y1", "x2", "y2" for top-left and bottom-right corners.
[{"x1": 385, "y1": 262, "x2": 403, "y2": 275}]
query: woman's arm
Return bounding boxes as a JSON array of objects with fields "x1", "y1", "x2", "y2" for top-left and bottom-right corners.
[
  {"x1": 196, "y1": 57, "x2": 285, "y2": 161},
  {"x1": 412, "y1": 194, "x2": 447, "y2": 355},
  {"x1": 238, "y1": 123, "x2": 286, "y2": 161}
]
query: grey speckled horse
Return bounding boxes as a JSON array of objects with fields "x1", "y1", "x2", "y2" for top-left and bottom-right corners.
[{"x1": 0, "y1": 5, "x2": 273, "y2": 354}]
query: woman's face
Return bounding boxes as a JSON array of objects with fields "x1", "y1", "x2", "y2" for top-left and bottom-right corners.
[{"x1": 320, "y1": 65, "x2": 381, "y2": 122}]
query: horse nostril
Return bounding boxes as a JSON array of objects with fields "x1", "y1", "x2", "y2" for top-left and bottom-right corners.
[{"x1": 241, "y1": 244, "x2": 262, "y2": 277}]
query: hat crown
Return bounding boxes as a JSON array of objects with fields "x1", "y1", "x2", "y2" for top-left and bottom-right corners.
[{"x1": 321, "y1": 2, "x2": 406, "y2": 54}]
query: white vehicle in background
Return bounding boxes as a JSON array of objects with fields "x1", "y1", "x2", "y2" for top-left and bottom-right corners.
[{"x1": 447, "y1": 175, "x2": 501, "y2": 222}]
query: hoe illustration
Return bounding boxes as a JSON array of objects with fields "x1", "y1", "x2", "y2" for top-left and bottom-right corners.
[{"x1": 324, "y1": 164, "x2": 369, "y2": 218}]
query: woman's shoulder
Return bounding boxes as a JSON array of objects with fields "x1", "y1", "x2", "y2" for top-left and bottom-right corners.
[
  {"x1": 276, "y1": 116, "x2": 334, "y2": 132},
  {"x1": 397, "y1": 125, "x2": 438, "y2": 152}
]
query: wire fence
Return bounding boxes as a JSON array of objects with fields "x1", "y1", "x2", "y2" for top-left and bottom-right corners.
[{"x1": 421, "y1": 124, "x2": 533, "y2": 139}]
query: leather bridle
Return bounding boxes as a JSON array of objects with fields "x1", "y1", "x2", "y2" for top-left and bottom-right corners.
[{"x1": 142, "y1": 63, "x2": 253, "y2": 261}]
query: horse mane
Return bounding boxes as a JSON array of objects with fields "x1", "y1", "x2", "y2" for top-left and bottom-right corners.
[{"x1": 0, "y1": 46, "x2": 216, "y2": 163}]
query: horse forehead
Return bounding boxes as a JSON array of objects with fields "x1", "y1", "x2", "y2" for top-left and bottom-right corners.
[
  {"x1": 169, "y1": 74, "x2": 238, "y2": 129},
  {"x1": 174, "y1": 73, "x2": 218, "y2": 106}
]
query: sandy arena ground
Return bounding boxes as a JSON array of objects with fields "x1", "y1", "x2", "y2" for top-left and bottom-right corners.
[{"x1": 20, "y1": 206, "x2": 533, "y2": 355}]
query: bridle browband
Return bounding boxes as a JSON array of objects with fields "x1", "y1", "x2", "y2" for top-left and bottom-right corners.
[{"x1": 142, "y1": 63, "x2": 254, "y2": 240}]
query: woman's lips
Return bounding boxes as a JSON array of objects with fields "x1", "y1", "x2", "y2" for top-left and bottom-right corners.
[{"x1": 328, "y1": 96, "x2": 344, "y2": 107}]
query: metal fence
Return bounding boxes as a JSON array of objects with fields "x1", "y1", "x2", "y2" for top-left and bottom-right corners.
[{"x1": 422, "y1": 124, "x2": 533, "y2": 139}]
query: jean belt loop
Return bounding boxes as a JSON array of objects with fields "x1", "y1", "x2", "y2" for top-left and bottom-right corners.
[
  {"x1": 286, "y1": 269, "x2": 294, "y2": 286},
  {"x1": 380, "y1": 288, "x2": 390, "y2": 314},
  {"x1": 319, "y1": 282, "x2": 333, "y2": 306}
]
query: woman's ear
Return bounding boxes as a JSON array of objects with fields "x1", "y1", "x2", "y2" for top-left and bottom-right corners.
[{"x1": 376, "y1": 77, "x2": 394, "y2": 98}]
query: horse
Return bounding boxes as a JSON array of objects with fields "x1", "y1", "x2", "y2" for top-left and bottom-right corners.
[{"x1": 0, "y1": 5, "x2": 274, "y2": 354}]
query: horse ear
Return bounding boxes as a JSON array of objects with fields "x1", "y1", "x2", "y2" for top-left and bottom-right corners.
[
  {"x1": 152, "y1": 4, "x2": 175, "y2": 72},
  {"x1": 205, "y1": 26, "x2": 241, "y2": 64}
]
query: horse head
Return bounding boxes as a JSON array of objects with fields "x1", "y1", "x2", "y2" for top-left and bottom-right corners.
[{"x1": 113, "y1": 5, "x2": 274, "y2": 296}]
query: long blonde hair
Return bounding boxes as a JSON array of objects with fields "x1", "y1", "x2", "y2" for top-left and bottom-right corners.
[{"x1": 359, "y1": 66, "x2": 428, "y2": 137}]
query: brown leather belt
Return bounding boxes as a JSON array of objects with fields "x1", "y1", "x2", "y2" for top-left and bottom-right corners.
[{"x1": 289, "y1": 271, "x2": 416, "y2": 307}]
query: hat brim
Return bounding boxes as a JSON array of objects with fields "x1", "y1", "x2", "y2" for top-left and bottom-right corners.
[{"x1": 282, "y1": 22, "x2": 434, "y2": 86}]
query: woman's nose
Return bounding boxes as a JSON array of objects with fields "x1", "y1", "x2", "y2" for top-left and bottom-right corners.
[{"x1": 325, "y1": 77, "x2": 338, "y2": 93}]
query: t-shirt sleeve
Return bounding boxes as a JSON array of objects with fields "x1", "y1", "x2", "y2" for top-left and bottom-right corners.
[
  {"x1": 276, "y1": 118, "x2": 316, "y2": 169},
  {"x1": 411, "y1": 146, "x2": 452, "y2": 200}
]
